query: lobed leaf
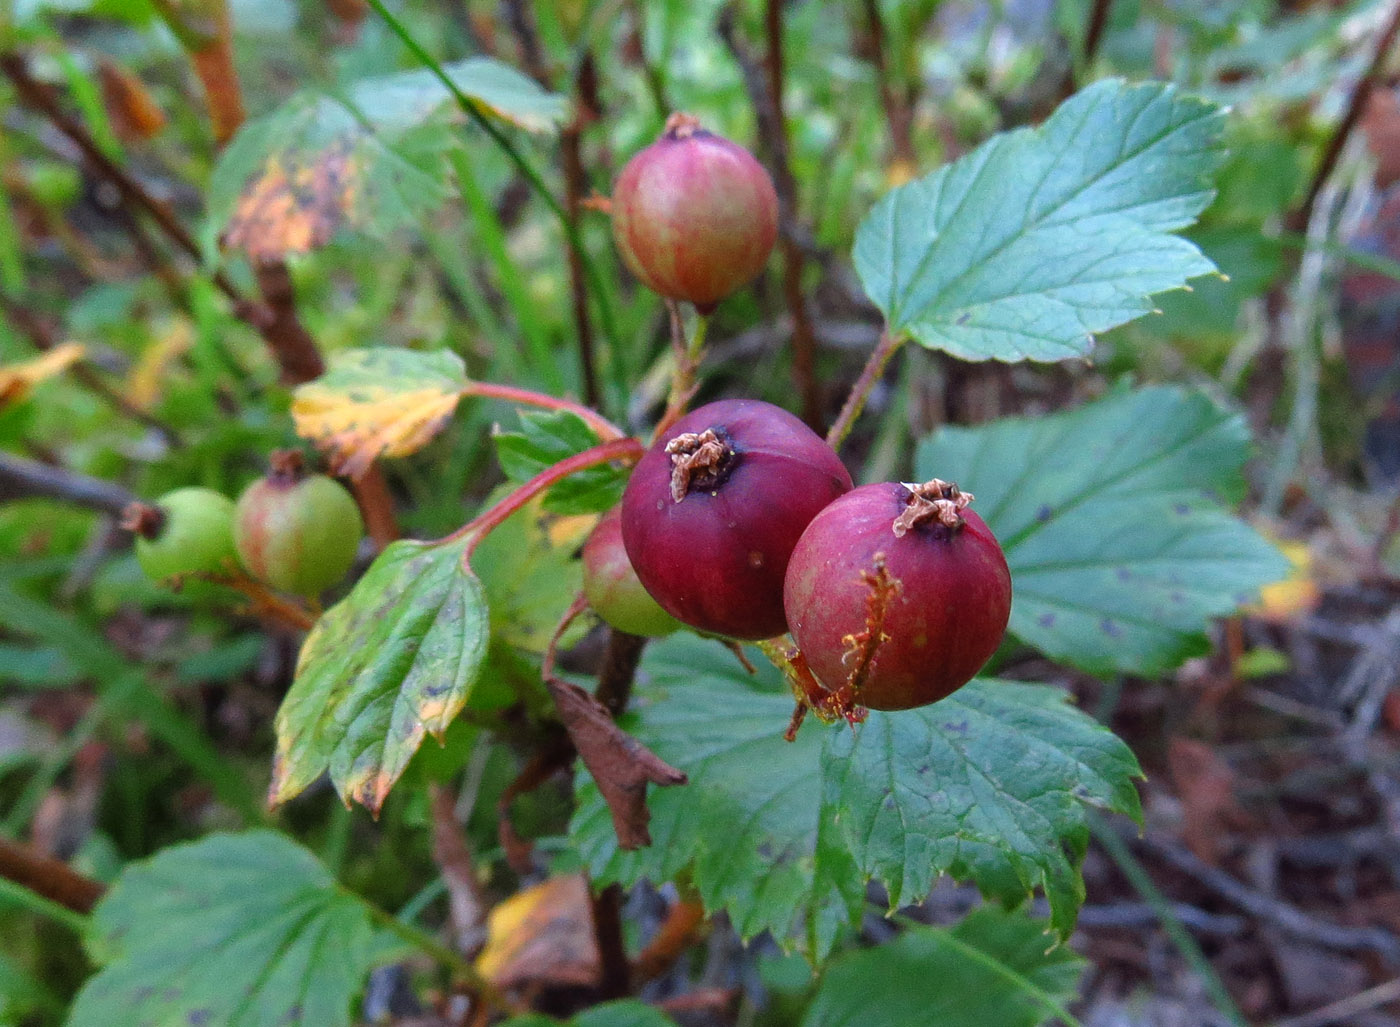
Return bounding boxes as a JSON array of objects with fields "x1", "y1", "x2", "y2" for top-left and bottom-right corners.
[
  {"x1": 802, "y1": 906, "x2": 1084, "y2": 1027},
  {"x1": 271, "y1": 537, "x2": 488, "y2": 813},
  {"x1": 915, "y1": 384, "x2": 1288, "y2": 676},
  {"x1": 569, "y1": 636, "x2": 1140, "y2": 959},
  {"x1": 854, "y1": 80, "x2": 1226, "y2": 361},
  {"x1": 493, "y1": 410, "x2": 628, "y2": 515},
  {"x1": 291, "y1": 347, "x2": 470, "y2": 479},
  {"x1": 69, "y1": 832, "x2": 396, "y2": 1027}
]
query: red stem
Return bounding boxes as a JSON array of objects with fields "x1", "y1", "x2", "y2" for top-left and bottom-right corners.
[
  {"x1": 465, "y1": 381, "x2": 625, "y2": 440},
  {"x1": 449, "y1": 437, "x2": 643, "y2": 555}
]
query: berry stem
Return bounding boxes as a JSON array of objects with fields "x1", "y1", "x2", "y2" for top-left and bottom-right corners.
[
  {"x1": 465, "y1": 381, "x2": 627, "y2": 440},
  {"x1": 654, "y1": 302, "x2": 711, "y2": 440},
  {"x1": 447, "y1": 437, "x2": 645, "y2": 556},
  {"x1": 826, "y1": 328, "x2": 906, "y2": 452}
]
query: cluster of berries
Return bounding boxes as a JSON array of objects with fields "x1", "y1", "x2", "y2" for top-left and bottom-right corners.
[{"x1": 584, "y1": 116, "x2": 1013, "y2": 719}]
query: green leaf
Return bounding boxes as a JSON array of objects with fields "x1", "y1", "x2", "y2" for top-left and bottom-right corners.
[
  {"x1": 803, "y1": 907, "x2": 1085, "y2": 1027},
  {"x1": 493, "y1": 411, "x2": 627, "y2": 515},
  {"x1": 854, "y1": 80, "x2": 1225, "y2": 361},
  {"x1": 350, "y1": 59, "x2": 567, "y2": 134},
  {"x1": 826, "y1": 680, "x2": 1142, "y2": 939},
  {"x1": 502, "y1": 1000, "x2": 679, "y2": 1027},
  {"x1": 569, "y1": 636, "x2": 1139, "y2": 958},
  {"x1": 272, "y1": 538, "x2": 489, "y2": 813},
  {"x1": 69, "y1": 832, "x2": 396, "y2": 1027},
  {"x1": 915, "y1": 385, "x2": 1288, "y2": 676}
]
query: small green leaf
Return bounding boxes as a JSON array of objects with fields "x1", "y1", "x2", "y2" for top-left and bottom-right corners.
[
  {"x1": 69, "y1": 832, "x2": 397, "y2": 1027},
  {"x1": 854, "y1": 80, "x2": 1226, "y2": 361},
  {"x1": 493, "y1": 411, "x2": 627, "y2": 515},
  {"x1": 272, "y1": 538, "x2": 488, "y2": 813},
  {"x1": 803, "y1": 907, "x2": 1085, "y2": 1027},
  {"x1": 570, "y1": 636, "x2": 1139, "y2": 957},
  {"x1": 915, "y1": 385, "x2": 1288, "y2": 676}
]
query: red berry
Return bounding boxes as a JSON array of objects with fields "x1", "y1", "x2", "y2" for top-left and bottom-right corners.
[
  {"x1": 783, "y1": 479, "x2": 1011, "y2": 713},
  {"x1": 621, "y1": 399, "x2": 852, "y2": 640},
  {"x1": 612, "y1": 113, "x2": 778, "y2": 313},
  {"x1": 233, "y1": 451, "x2": 364, "y2": 596},
  {"x1": 582, "y1": 507, "x2": 682, "y2": 637}
]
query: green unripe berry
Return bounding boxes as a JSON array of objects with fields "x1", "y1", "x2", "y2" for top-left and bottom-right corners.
[
  {"x1": 582, "y1": 507, "x2": 681, "y2": 637},
  {"x1": 127, "y1": 488, "x2": 240, "y2": 585},
  {"x1": 233, "y1": 452, "x2": 364, "y2": 596}
]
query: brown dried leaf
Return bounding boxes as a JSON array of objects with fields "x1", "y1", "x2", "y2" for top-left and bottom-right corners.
[
  {"x1": 97, "y1": 60, "x2": 167, "y2": 141},
  {"x1": 1167, "y1": 737, "x2": 1242, "y2": 866},
  {"x1": 475, "y1": 874, "x2": 600, "y2": 990},
  {"x1": 545, "y1": 677, "x2": 687, "y2": 850}
]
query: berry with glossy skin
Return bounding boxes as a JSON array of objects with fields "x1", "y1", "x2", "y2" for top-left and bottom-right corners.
[
  {"x1": 612, "y1": 113, "x2": 778, "y2": 313},
  {"x1": 783, "y1": 479, "x2": 1011, "y2": 713},
  {"x1": 126, "y1": 488, "x2": 240, "y2": 584},
  {"x1": 582, "y1": 507, "x2": 682, "y2": 637},
  {"x1": 233, "y1": 451, "x2": 364, "y2": 595},
  {"x1": 621, "y1": 399, "x2": 852, "y2": 640}
]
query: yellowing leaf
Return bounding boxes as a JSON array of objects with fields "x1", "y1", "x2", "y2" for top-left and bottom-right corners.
[
  {"x1": 0, "y1": 343, "x2": 85, "y2": 407},
  {"x1": 126, "y1": 319, "x2": 193, "y2": 410},
  {"x1": 1249, "y1": 539, "x2": 1319, "y2": 623},
  {"x1": 291, "y1": 348, "x2": 469, "y2": 479},
  {"x1": 475, "y1": 874, "x2": 599, "y2": 990},
  {"x1": 224, "y1": 138, "x2": 361, "y2": 261}
]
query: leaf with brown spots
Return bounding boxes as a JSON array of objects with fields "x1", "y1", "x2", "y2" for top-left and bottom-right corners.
[
  {"x1": 292, "y1": 348, "x2": 470, "y2": 479},
  {"x1": 0, "y1": 342, "x2": 84, "y2": 408},
  {"x1": 207, "y1": 58, "x2": 564, "y2": 259},
  {"x1": 270, "y1": 536, "x2": 489, "y2": 813}
]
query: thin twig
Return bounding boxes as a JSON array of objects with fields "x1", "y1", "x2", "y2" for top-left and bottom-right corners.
[
  {"x1": 428, "y1": 782, "x2": 488, "y2": 956},
  {"x1": 1134, "y1": 830, "x2": 1400, "y2": 962},
  {"x1": 591, "y1": 882, "x2": 630, "y2": 998},
  {"x1": 0, "y1": 838, "x2": 105, "y2": 915},
  {"x1": 560, "y1": 59, "x2": 602, "y2": 409},
  {"x1": 0, "y1": 452, "x2": 137, "y2": 517},
  {"x1": 826, "y1": 329, "x2": 906, "y2": 450},
  {"x1": 1293, "y1": 0, "x2": 1400, "y2": 233},
  {"x1": 858, "y1": 0, "x2": 917, "y2": 167},
  {"x1": 718, "y1": 3, "x2": 822, "y2": 428},
  {"x1": 1271, "y1": 977, "x2": 1400, "y2": 1027}
]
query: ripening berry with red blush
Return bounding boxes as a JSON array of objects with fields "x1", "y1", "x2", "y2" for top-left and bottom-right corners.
[
  {"x1": 783, "y1": 479, "x2": 1011, "y2": 712},
  {"x1": 233, "y1": 451, "x2": 364, "y2": 596},
  {"x1": 611, "y1": 113, "x2": 778, "y2": 313},
  {"x1": 582, "y1": 507, "x2": 682, "y2": 637},
  {"x1": 620, "y1": 399, "x2": 852, "y2": 640}
]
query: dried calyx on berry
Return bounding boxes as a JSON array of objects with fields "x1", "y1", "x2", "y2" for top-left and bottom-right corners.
[
  {"x1": 783, "y1": 477, "x2": 1012, "y2": 718},
  {"x1": 123, "y1": 487, "x2": 240, "y2": 585},
  {"x1": 620, "y1": 399, "x2": 851, "y2": 641},
  {"x1": 611, "y1": 113, "x2": 779, "y2": 313},
  {"x1": 233, "y1": 450, "x2": 364, "y2": 596}
]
